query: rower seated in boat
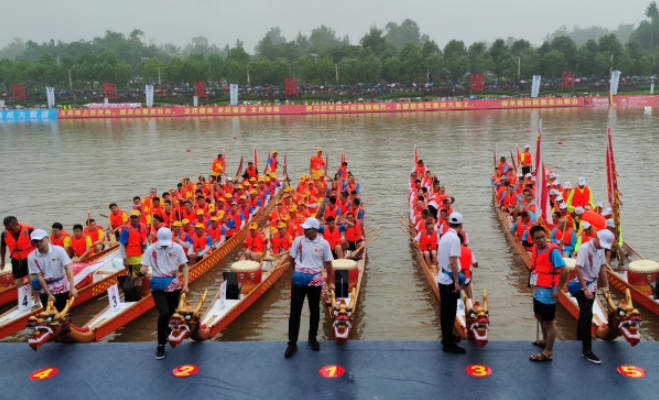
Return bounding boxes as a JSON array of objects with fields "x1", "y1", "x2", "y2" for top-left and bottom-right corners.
[
  {"x1": 339, "y1": 212, "x2": 364, "y2": 257},
  {"x1": 415, "y1": 221, "x2": 440, "y2": 268},
  {"x1": 244, "y1": 223, "x2": 266, "y2": 262},
  {"x1": 188, "y1": 224, "x2": 211, "y2": 265}
]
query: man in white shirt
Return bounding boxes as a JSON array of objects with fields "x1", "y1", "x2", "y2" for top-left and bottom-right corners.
[
  {"x1": 286, "y1": 217, "x2": 334, "y2": 358},
  {"x1": 436, "y1": 212, "x2": 465, "y2": 354},
  {"x1": 573, "y1": 229, "x2": 613, "y2": 364},
  {"x1": 27, "y1": 229, "x2": 78, "y2": 312},
  {"x1": 140, "y1": 227, "x2": 189, "y2": 360}
]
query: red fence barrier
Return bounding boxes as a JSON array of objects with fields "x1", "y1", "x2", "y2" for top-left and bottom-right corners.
[{"x1": 583, "y1": 95, "x2": 659, "y2": 107}]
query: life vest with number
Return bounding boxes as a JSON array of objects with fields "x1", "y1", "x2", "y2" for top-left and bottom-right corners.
[
  {"x1": 271, "y1": 232, "x2": 292, "y2": 254},
  {"x1": 311, "y1": 155, "x2": 324, "y2": 171},
  {"x1": 3, "y1": 224, "x2": 35, "y2": 261},
  {"x1": 50, "y1": 231, "x2": 71, "y2": 247},
  {"x1": 124, "y1": 224, "x2": 147, "y2": 257},
  {"x1": 345, "y1": 220, "x2": 362, "y2": 242},
  {"x1": 110, "y1": 209, "x2": 127, "y2": 229},
  {"x1": 531, "y1": 242, "x2": 562, "y2": 289},
  {"x1": 71, "y1": 234, "x2": 93, "y2": 257},
  {"x1": 192, "y1": 234, "x2": 209, "y2": 253},
  {"x1": 459, "y1": 245, "x2": 474, "y2": 279},
  {"x1": 322, "y1": 226, "x2": 342, "y2": 250},
  {"x1": 419, "y1": 230, "x2": 438, "y2": 251},
  {"x1": 244, "y1": 231, "x2": 266, "y2": 252}
]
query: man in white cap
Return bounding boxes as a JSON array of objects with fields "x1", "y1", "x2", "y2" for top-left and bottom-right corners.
[
  {"x1": 140, "y1": 227, "x2": 189, "y2": 360},
  {"x1": 27, "y1": 229, "x2": 77, "y2": 312},
  {"x1": 286, "y1": 217, "x2": 334, "y2": 358},
  {"x1": 575, "y1": 221, "x2": 597, "y2": 253},
  {"x1": 562, "y1": 182, "x2": 572, "y2": 200},
  {"x1": 567, "y1": 177, "x2": 594, "y2": 213},
  {"x1": 436, "y1": 212, "x2": 466, "y2": 354},
  {"x1": 572, "y1": 229, "x2": 613, "y2": 364},
  {"x1": 520, "y1": 144, "x2": 532, "y2": 177}
]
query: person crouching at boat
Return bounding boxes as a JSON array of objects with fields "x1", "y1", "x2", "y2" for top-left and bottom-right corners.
[
  {"x1": 244, "y1": 223, "x2": 266, "y2": 262},
  {"x1": 188, "y1": 224, "x2": 211, "y2": 265},
  {"x1": 437, "y1": 212, "x2": 467, "y2": 354},
  {"x1": 415, "y1": 221, "x2": 440, "y2": 268},
  {"x1": 285, "y1": 217, "x2": 334, "y2": 358},
  {"x1": 120, "y1": 210, "x2": 148, "y2": 290},
  {"x1": 571, "y1": 229, "x2": 613, "y2": 364},
  {"x1": 528, "y1": 226, "x2": 569, "y2": 362},
  {"x1": 140, "y1": 227, "x2": 189, "y2": 360},
  {"x1": 28, "y1": 229, "x2": 78, "y2": 312},
  {"x1": 318, "y1": 216, "x2": 345, "y2": 259},
  {"x1": 458, "y1": 232, "x2": 478, "y2": 300}
]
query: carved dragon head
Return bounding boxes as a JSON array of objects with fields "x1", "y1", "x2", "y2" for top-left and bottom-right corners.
[
  {"x1": 331, "y1": 290, "x2": 354, "y2": 345},
  {"x1": 168, "y1": 291, "x2": 208, "y2": 348},
  {"x1": 604, "y1": 289, "x2": 642, "y2": 347},
  {"x1": 26, "y1": 298, "x2": 74, "y2": 351},
  {"x1": 462, "y1": 289, "x2": 489, "y2": 348}
]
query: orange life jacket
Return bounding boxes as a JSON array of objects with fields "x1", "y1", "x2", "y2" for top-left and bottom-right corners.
[
  {"x1": 571, "y1": 186, "x2": 591, "y2": 209},
  {"x1": 419, "y1": 230, "x2": 438, "y2": 252},
  {"x1": 124, "y1": 224, "x2": 147, "y2": 257},
  {"x1": 515, "y1": 219, "x2": 533, "y2": 242},
  {"x1": 578, "y1": 229, "x2": 598, "y2": 245},
  {"x1": 323, "y1": 226, "x2": 342, "y2": 250},
  {"x1": 460, "y1": 245, "x2": 473, "y2": 279},
  {"x1": 110, "y1": 209, "x2": 127, "y2": 229},
  {"x1": 531, "y1": 242, "x2": 562, "y2": 289},
  {"x1": 50, "y1": 231, "x2": 71, "y2": 247},
  {"x1": 3, "y1": 224, "x2": 35, "y2": 261},
  {"x1": 520, "y1": 151, "x2": 532, "y2": 167},
  {"x1": 181, "y1": 208, "x2": 196, "y2": 223},
  {"x1": 71, "y1": 234, "x2": 93, "y2": 257},
  {"x1": 271, "y1": 232, "x2": 293, "y2": 254},
  {"x1": 191, "y1": 234, "x2": 209, "y2": 253},
  {"x1": 325, "y1": 205, "x2": 339, "y2": 223},
  {"x1": 311, "y1": 155, "x2": 324, "y2": 171},
  {"x1": 244, "y1": 231, "x2": 266, "y2": 252},
  {"x1": 345, "y1": 220, "x2": 362, "y2": 242},
  {"x1": 246, "y1": 167, "x2": 258, "y2": 179},
  {"x1": 84, "y1": 226, "x2": 103, "y2": 244}
]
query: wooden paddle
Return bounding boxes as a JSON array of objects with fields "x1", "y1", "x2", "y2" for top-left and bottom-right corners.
[{"x1": 362, "y1": 196, "x2": 374, "y2": 206}]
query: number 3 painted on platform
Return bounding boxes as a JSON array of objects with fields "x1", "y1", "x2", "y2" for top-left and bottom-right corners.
[{"x1": 466, "y1": 364, "x2": 492, "y2": 377}]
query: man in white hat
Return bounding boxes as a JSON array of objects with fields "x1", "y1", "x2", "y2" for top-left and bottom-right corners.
[
  {"x1": 520, "y1": 144, "x2": 532, "y2": 177},
  {"x1": 286, "y1": 217, "x2": 334, "y2": 358},
  {"x1": 567, "y1": 177, "x2": 594, "y2": 213},
  {"x1": 436, "y1": 212, "x2": 466, "y2": 354},
  {"x1": 139, "y1": 227, "x2": 189, "y2": 360},
  {"x1": 572, "y1": 229, "x2": 613, "y2": 364},
  {"x1": 27, "y1": 229, "x2": 77, "y2": 312},
  {"x1": 575, "y1": 221, "x2": 597, "y2": 253},
  {"x1": 562, "y1": 182, "x2": 572, "y2": 200}
]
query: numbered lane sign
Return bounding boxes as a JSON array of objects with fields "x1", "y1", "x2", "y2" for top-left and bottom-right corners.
[
  {"x1": 172, "y1": 365, "x2": 199, "y2": 378},
  {"x1": 219, "y1": 280, "x2": 227, "y2": 309},
  {"x1": 319, "y1": 365, "x2": 345, "y2": 378},
  {"x1": 617, "y1": 365, "x2": 646, "y2": 378},
  {"x1": 18, "y1": 285, "x2": 33, "y2": 313},
  {"x1": 30, "y1": 368, "x2": 58, "y2": 380},
  {"x1": 107, "y1": 284, "x2": 120, "y2": 313},
  {"x1": 466, "y1": 364, "x2": 492, "y2": 377}
]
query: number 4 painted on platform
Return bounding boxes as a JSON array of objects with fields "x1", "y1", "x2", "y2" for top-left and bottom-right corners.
[{"x1": 30, "y1": 368, "x2": 58, "y2": 380}]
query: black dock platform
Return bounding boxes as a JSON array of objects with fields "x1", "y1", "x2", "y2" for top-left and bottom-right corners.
[{"x1": 3, "y1": 340, "x2": 656, "y2": 399}]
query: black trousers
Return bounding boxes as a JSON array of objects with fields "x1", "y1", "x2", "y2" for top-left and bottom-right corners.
[
  {"x1": 39, "y1": 292, "x2": 69, "y2": 313},
  {"x1": 575, "y1": 290, "x2": 594, "y2": 352},
  {"x1": 521, "y1": 166, "x2": 531, "y2": 177},
  {"x1": 288, "y1": 285, "x2": 321, "y2": 345},
  {"x1": 439, "y1": 282, "x2": 460, "y2": 345},
  {"x1": 152, "y1": 290, "x2": 181, "y2": 345}
]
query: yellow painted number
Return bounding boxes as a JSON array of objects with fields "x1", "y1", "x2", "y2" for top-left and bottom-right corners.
[
  {"x1": 324, "y1": 366, "x2": 337, "y2": 377},
  {"x1": 32, "y1": 369, "x2": 54, "y2": 379},
  {"x1": 174, "y1": 366, "x2": 195, "y2": 377},
  {"x1": 622, "y1": 366, "x2": 642, "y2": 378}
]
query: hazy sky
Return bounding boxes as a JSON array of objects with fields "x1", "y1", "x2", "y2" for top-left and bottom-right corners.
[{"x1": 1, "y1": 0, "x2": 649, "y2": 51}]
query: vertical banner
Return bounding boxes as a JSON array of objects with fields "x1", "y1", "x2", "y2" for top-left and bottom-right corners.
[
  {"x1": 46, "y1": 87, "x2": 55, "y2": 108},
  {"x1": 230, "y1": 84, "x2": 238, "y2": 106},
  {"x1": 610, "y1": 70, "x2": 621, "y2": 95},
  {"x1": 104, "y1": 98, "x2": 109, "y2": 107},
  {"x1": 651, "y1": 84, "x2": 655, "y2": 95},
  {"x1": 0, "y1": 99, "x2": 4, "y2": 108},
  {"x1": 531, "y1": 75, "x2": 541, "y2": 98},
  {"x1": 606, "y1": 127, "x2": 623, "y2": 263},
  {"x1": 534, "y1": 120, "x2": 552, "y2": 228},
  {"x1": 193, "y1": 96, "x2": 198, "y2": 107},
  {"x1": 145, "y1": 85, "x2": 154, "y2": 107}
]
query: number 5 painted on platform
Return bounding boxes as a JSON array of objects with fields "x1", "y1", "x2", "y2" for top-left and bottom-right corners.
[{"x1": 618, "y1": 365, "x2": 646, "y2": 378}]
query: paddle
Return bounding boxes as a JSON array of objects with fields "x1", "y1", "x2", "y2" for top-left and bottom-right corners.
[
  {"x1": 362, "y1": 196, "x2": 374, "y2": 206},
  {"x1": 234, "y1": 156, "x2": 244, "y2": 181}
]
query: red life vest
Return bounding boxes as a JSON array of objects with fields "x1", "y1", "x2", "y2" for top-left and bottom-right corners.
[
  {"x1": 227, "y1": 211, "x2": 242, "y2": 236},
  {"x1": 515, "y1": 220, "x2": 533, "y2": 242},
  {"x1": 194, "y1": 218, "x2": 210, "y2": 230},
  {"x1": 84, "y1": 227, "x2": 103, "y2": 245},
  {"x1": 239, "y1": 203, "x2": 251, "y2": 220},
  {"x1": 345, "y1": 220, "x2": 362, "y2": 241},
  {"x1": 460, "y1": 245, "x2": 474, "y2": 279},
  {"x1": 175, "y1": 231, "x2": 189, "y2": 256},
  {"x1": 520, "y1": 151, "x2": 532, "y2": 167},
  {"x1": 578, "y1": 229, "x2": 598, "y2": 245},
  {"x1": 531, "y1": 242, "x2": 562, "y2": 289},
  {"x1": 191, "y1": 234, "x2": 209, "y2": 253},
  {"x1": 207, "y1": 225, "x2": 223, "y2": 245},
  {"x1": 501, "y1": 189, "x2": 518, "y2": 208},
  {"x1": 325, "y1": 205, "x2": 339, "y2": 223},
  {"x1": 71, "y1": 234, "x2": 93, "y2": 257},
  {"x1": 323, "y1": 226, "x2": 342, "y2": 250},
  {"x1": 248, "y1": 197, "x2": 260, "y2": 209},
  {"x1": 181, "y1": 208, "x2": 196, "y2": 223},
  {"x1": 3, "y1": 224, "x2": 35, "y2": 261},
  {"x1": 346, "y1": 206, "x2": 364, "y2": 220},
  {"x1": 51, "y1": 231, "x2": 71, "y2": 247},
  {"x1": 244, "y1": 231, "x2": 266, "y2": 252},
  {"x1": 311, "y1": 155, "x2": 324, "y2": 171},
  {"x1": 110, "y1": 209, "x2": 127, "y2": 229},
  {"x1": 415, "y1": 165, "x2": 427, "y2": 177},
  {"x1": 124, "y1": 224, "x2": 147, "y2": 257},
  {"x1": 571, "y1": 186, "x2": 591, "y2": 209},
  {"x1": 211, "y1": 157, "x2": 225, "y2": 175},
  {"x1": 271, "y1": 232, "x2": 293, "y2": 254},
  {"x1": 498, "y1": 162, "x2": 511, "y2": 174},
  {"x1": 419, "y1": 230, "x2": 438, "y2": 252},
  {"x1": 246, "y1": 167, "x2": 258, "y2": 179},
  {"x1": 162, "y1": 210, "x2": 176, "y2": 227}
]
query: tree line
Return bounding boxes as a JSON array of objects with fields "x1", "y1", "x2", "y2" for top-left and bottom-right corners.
[{"x1": 1, "y1": 5, "x2": 659, "y2": 92}]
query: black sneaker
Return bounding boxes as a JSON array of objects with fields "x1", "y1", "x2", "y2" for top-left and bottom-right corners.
[
  {"x1": 443, "y1": 344, "x2": 466, "y2": 354},
  {"x1": 441, "y1": 335, "x2": 462, "y2": 344},
  {"x1": 284, "y1": 344, "x2": 298, "y2": 358},
  {"x1": 156, "y1": 345, "x2": 165, "y2": 360},
  {"x1": 308, "y1": 339, "x2": 320, "y2": 351},
  {"x1": 582, "y1": 351, "x2": 601, "y2": 364}
]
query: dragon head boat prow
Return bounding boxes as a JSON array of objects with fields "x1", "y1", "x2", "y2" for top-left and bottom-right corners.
[
  {"x1": 462, "y1": 289, "x2": 489, "y2": 348},
  {"x1": 168, "y1": 290, "x2": 210, "y2": 348},
  {"x1": 330, "y1": 289, "x2": 355, "y2": 345},
  {"x1": 597, "y1": 289, "x2": 642, "y2": 346},
  {"x1": 26, "y1": 297, "x2": 94, "y2": 350}
]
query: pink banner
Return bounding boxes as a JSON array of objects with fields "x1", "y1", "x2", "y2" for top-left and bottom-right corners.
[
  {"x1": 57, "y1": 97, "x2": 584, "y2": 119},
  {"x1": 584, "y1": 95, "x2": 659, "y2": 107}
]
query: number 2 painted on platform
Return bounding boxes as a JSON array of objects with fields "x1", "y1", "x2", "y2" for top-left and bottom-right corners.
[{"x1": 172, "y1": 365, "x2": 199, "y2": 377}]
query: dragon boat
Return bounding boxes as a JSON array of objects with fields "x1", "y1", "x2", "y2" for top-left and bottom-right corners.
[
  {"x1": 491, "y1": 185, "x2": 641, "y2": 346},
  {"x1": 26, "y1": 183, "x2": 284, "y2": 349},
  {"x1": 1, "y1": 244, "x2": 122, "y2": 341}
]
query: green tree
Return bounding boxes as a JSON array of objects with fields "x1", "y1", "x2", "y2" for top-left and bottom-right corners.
[
  {"x1": 138, "y1": 57, "x2": 165, "y2": 83},
  {"x1": 207, "y1": 54, "x2": 225, "y2": 83},
  {"x1": 338, "y1": 57, "x2": 360, "y2": 85},
  {"x1": 270, "y1": 57, "x2": 292, "y2": 86},
  {"x1": 550, "y1": 36, "x2": 578, "y2": 71},
  {"x1": 385, "y1": 19, "x2": 422, "y2": 49},
  {"x1": 360, "y1": 53, "x2": 382, "y2": 83},
  {"x1": 359, "y1": 26, "x2": 390, "y2": 55},
  {"x1": 383, "y1": 56, "x2": 403, "y2": 82},
  {"x1": 543, "y1": 50, "x2": 565, "y2": 78},
  {"x1": 421, "y1": 40, "x2": 440, "y2": 60},
  {"x1": 398, "y1": 42, "x2": 423, "y2": 82},
  {"x1": 226, "y1": 47, "x2": 250, "y2": 85},
  {"x1": 248, "y1": 59, "x2": 271, "y2": 85},
  {"x1": 424, "y1": 52, "x2": 445, "y2": 82},
  {"x1": 443, "y1": 40, "x2": 469, "y2": 82}
]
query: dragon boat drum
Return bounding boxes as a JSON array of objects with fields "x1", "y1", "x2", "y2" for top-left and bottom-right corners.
[
  {"x1": 332, "y1": 259, "x2": 358, "y2": 293},
  {"x1": 562, "y1": 257, "x2": 576, "y2": 280},
  {"x1": 231, "y1": 261, "x2": 261, "y2": 294},
  {"x1": 628, "y1": 260, "x2": 659, "y2": 297}
]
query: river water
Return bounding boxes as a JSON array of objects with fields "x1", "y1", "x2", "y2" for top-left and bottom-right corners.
[{"x1": 1, "y1": 107, "x2": 658, "y2": 343}]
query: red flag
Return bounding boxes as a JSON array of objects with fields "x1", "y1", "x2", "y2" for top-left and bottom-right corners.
[
  {"x1": 253, "y1": 147, "x2": 258, "y2": 170},
  {"x1": 606, "y1": 127, "x2": 622, "y2": 259},
  {"x1": 235, "y1": 156, "x2": 243, "y2": 180},
  {"x1": 414, "y1": 145, "x2": 418, "y2": 164},
  {"x1": 325, "y1": 154, "x2": 328, "y2": 174},
  {"x1": 516, "y1": 144, "x2": 521, "y2": 166},
  {"x1": 535, "y1": 120, "x2": 553, "y2": 229},
  {"x1": 510, "y1": 150, "x2": 518, "y2": 174}
]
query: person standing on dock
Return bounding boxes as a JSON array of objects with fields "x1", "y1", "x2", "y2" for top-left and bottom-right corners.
[
  {"x1": 529, "y1": 225, "x2": 569, "y2": 362},
  {"x1": 572, "y1": 229, "x2": 613, "y2": 364},
  {"x1": 520, "y1": 144, "x2": 532, "y2": 177},
  {"x1": 1, "y1": 216, "x2": 36, "y2": 298},
  {"x1": 119, "y1": 210, "x2": 148, "y2": 290},
  {"x1": 436, "y1": 212, "x2": 466, "y2": 354},
  {"x1": 285, "y1": 217, "x2": 334, "y2": 358},
  {"x1": 140, "y1": 227, "x2": 189, "y2": 360}
]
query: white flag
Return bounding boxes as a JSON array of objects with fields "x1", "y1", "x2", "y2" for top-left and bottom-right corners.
[
  {"x1": 531, "y1": 75, "x2": 541, "y2": 98},
  {"x1": 46, "y1": 87, "x2": 55, "y2": 108},
  {"x1": 230, "y1": 84, "x2": 239, "y2": 106},
  {"x1": 610, "y1": 71, "x2": 621, "y2": 95},
  {"x1": 145, "y1": 85, "x2": 154, "y2": 107},
  {"x1": 193, "y1": 96, "x2": 198, "y2": 107}
]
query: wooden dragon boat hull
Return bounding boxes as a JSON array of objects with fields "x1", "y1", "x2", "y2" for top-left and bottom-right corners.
[
  {"x1": 0, "y1": 245, "x2": 122, "y2": 339},
  {"x1": 82, "y1": 189, "x2": 283, "y2": 341}
]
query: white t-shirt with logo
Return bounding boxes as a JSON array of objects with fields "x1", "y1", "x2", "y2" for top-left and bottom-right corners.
[
  {"x1": 574, "y1": 240, "x2": 606, "y2": 291},
  {"x1": 141, "y1": 242, "x2": 188, "y2": 292},
  {"x1": 27, "y1": 245, "x2": 73, "y2": 294},
  {"x1": 436, "y1": 228, "x2": 462, "y2": 285}
]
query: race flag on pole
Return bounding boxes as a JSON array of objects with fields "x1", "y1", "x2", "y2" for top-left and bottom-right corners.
[
  {"x1": 414, "y1": 145, "x2": 418, "y2": 164},
  {"x1": 535, "y1": 120, "x2": 553, "y2": 229},
  {"x1": 606, "y1": 127, "x2": 623, "y2": 260},
  {"x1": 253, "y1": 147, "x2": 258, "y2": 171}
]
